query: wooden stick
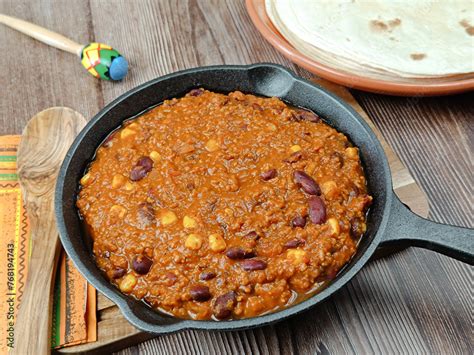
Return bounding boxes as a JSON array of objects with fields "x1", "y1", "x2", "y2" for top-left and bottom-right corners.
[{"x1": 0, "y1": 14, "x2": 83, "y2": 56}]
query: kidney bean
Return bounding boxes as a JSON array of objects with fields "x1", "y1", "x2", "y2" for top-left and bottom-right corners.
[
  {"x1": 294, "y1": 171, "x2": 321, "y2": 195},
  {"x1": 316, "y1": 268, "x2": 338, "y2": 282},
  {"x1": 350, "y1": 217, "x2": 362, "y2": 238},
  {"x1": 130, "y1": 156, "x2": 154, "y2": 181},
  {"x1": 316, "y1": 269, "x2": 338, "y2": 283},
  {"x1": 244, "y1": 231, "x2": 260, "y2": 240},
  {"x1": 137, "y1": 156, "x2": 153, "y2": 171},
  {"x1": 291, "y1": 215, "x2": 306, "y2": 228},
  {"x1": 308, "y1": 196, "x2": 326, "y2": 224},
  {"x1": 138, "y1": 202, "x2": 155, "y2": 225},
  {"x1": 130, "y1": 166, "x2": 147, "y2": 181},
  {"x1": 222, "y1": 98, "x2": 230, "y2": 106},
  {"x1": 190, "y1": 285, "x2": 212, "y2": 302},
  {"x1": 226, "y1": 247, "x2": 256, "y2": 260},
  {"x1": 331, "y1": 152, "x2": 344, "y2": 169},
  {"x1": 347, "y1": 183, "x2": 361, "y2": 201},
  {"x1": 188, "y1": 88, "x2": 204, "y2": 96},
  {"x1": 284, "y1": 151, "x2": 303, "y2": 164},
  {"x1": 241, "y1": 259, "x2": 267, "y2": 271},
  {"x1": 260, "y1": 169, "x2": 277, "y2": 181},
  {"x1": 213, "y1": 291, "x2": 237, "y2": 319},
  {"x1": 102, "y1": 131, "x2": 116, "y2": 147},
  {"x1": 165, "y1": 272, "x2": 178, "y2": 284},
  {"x1": 112, "y1": 267, "x2": 127, "y2": 279},
  {"x1": 132, "y1": 255, "x2": 153, "y2": 275},
  {"x1": 200, "y1": 271, "x2": 217, "y2": 281},
  {"x1": 361, "y1": 194, "x2": 373, "y2": 211},
  {"x1": 284, "y1": 239, "x2": 305, "y2": 249},
  {"x1": 292, "y1": 109, "x2": 320, "y2": 123}
]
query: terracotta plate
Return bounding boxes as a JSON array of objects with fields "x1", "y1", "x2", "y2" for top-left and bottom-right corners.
[{"x1": 246, "y1": 0, "x2": 474, "y2": 96}]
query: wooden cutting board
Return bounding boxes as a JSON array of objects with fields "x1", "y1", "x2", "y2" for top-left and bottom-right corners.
[{"x1": 57, "y1": 80, "x2": 429, "y2": 354}]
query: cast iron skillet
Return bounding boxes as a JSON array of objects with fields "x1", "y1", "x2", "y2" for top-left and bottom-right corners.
[{"x1": 55, "y1": 64, "x2": 474, "y2": 333}]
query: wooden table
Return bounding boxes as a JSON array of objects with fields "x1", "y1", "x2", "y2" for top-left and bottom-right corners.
[{"x1": 1, "y1": 1, "x2": 472, "y2": 353}]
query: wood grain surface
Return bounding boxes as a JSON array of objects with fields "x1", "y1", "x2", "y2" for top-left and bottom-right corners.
[
  {"x1": 55, "y1": 76, "x2": 430, "y2": 355},
  {"x1": 0, "y1": 1, "x2": 472, "y2": 354},
  {"x1": 14, "y1": 108, "x2": 86, "y2": 354}
]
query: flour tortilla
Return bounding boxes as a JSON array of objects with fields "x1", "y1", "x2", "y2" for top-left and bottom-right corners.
[{"x1": 266, "y1": 0, "x2": 474, "y2": 78}]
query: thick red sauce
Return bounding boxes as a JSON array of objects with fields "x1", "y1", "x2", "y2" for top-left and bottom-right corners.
[{"x1": 77, "y1": 89, "x2": 372, "y2": 320}]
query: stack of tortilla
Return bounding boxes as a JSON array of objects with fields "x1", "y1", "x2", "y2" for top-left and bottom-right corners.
[{"x1": 265, "y1": 0, "x2": 474, "y2": 81}]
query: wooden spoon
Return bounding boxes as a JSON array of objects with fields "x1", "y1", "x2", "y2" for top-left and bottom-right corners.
[{"x1": 14, "y1": 107, "x2": 86, "y2": 355}]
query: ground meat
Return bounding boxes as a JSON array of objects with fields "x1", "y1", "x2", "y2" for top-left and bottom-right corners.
[{"x1": 77, "y1": 90, "x2": 372, "y2": 320}]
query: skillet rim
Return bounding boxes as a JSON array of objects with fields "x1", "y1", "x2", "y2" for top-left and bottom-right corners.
[{"x1": 55, "y1": 63, "x2": 393, "y2": 332}]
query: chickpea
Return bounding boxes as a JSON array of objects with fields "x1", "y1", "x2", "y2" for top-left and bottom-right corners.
[
  {"x1": 112, "y1": 174, "x2": 126, "y2": 189},
  {"x1": 286, "y1": 249, "x2": 309, "y2": 265},
  {"x1": 205, "y1": 138, "x2": 220, "y2": 152},
  {"x1": 345, "y1": 147, "x2": 358, "y2": 159},
  {"x1": 209, "y1": 233, "x2": 226, "y2": 252},
  {"x1": 183, "y1": 215, "x2": 198, "y2": 229},
  {"x1": 119, "y1": 273, "x2": 137, "y2": 293},
  {"x1": 80, "y1": 173, "x2": 91, "y2": 186},
  {"x1": 110, "y1": 205, "x2": 127, "y2": 218},
  {"x1": 321, "y1": 180, "x2": 338, "y2": 198},
  {"x1": 177, "y1": 143, "x2": 195, "y2": 154},
  {"x1": 327, "y1": 218, "x2": 340, "y2": 236},
  {"x1": 185, "y1": 234, "x2": 203, "y2": 250},
  {"x1": 306, "y1": 162, "x2": 317, "y2": 174},
  {"x1": 150, "y1": 151, "x2": 161, "y2": 162},
  {"x1": 120, "y1": 128, "x2": 136, "y2": 139},
  {"x1": 123, "y1": 181, "x2": 134, "y2": 191},
  {"x1": 160, "y1": 210, "x2": 178, "y2": 226},
  {"x1": 267, "y1": 123, "x2": 277, "y2": 131},
  {"x1": 290, "y1": 145, "x2": 302, "y2": 153}
]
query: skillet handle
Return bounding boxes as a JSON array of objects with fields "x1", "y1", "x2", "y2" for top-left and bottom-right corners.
[{"x1": 378, "y1": 194, "x2": 474, "y2": 265}]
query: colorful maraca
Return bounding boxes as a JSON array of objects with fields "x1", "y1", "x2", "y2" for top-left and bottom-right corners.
[{"x1": 0, "y1": 14, "x2": 128, "y2": 81}]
